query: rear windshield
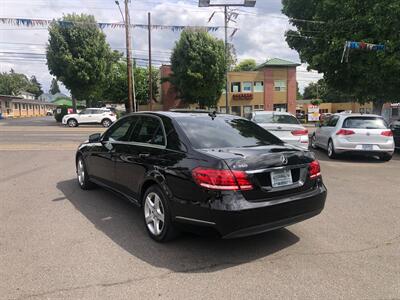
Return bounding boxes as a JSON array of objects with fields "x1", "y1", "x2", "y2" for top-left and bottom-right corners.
[
  {"x1": 254, "y1": 114, "x2": 300, "y2": 125},
  {"x1": 176, "y1": 116, "x2": 283, "y2": 149},
  {"x1": 342, "y1": 117, "x2": 387, "y2": 129}
]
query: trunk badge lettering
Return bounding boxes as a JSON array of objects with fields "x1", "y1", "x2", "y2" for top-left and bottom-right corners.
[{"x1": 280, "y1": 155, "x2": 288, "y2": 165}]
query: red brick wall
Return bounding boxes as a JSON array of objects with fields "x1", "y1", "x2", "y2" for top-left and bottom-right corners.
[
  {"x1": 287, "y1": 67, "x2": 297, "y2": 114},
  {"x1": 160, "y1": 65, "x2": 182, "y2": 111},
  {"x1": 263, "y1": 68, "x2": 274, "y2": 111}
]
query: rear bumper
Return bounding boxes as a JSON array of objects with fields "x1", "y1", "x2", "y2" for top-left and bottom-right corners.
[
  {"x1": 334, "y1": 138, "x2": 394, "y2": 154},
  {"x1": 173, "y1": 183, "x2": 327, "y2": 238}
]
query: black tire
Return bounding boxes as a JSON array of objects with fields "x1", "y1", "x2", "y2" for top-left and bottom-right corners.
[
  {"x1": 102, "y1": 118, "x2": 112, "y2": 128},
  {"x1": 311, "y1": 134, "x2": 318, "y2": 149},
  {"x1": 379, "y1": 153, "x2": 392, "y2": 162},
  {"x1": 327, "y1": 139, "x2": 337, "y2": 159},
  {"x1": 142, "y1": 185, "x2": 179, "y2": 242},
  {"x1": 76, "y1": 156, "x2": 96, "y2": 190},
  {"x1": 67, "y1": 118, "x2": 78, "y2": 127}
]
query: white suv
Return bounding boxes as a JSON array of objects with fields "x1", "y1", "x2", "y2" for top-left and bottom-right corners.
[{"x1": 62, "y1": 108, "x2": 117, "y2": 127}]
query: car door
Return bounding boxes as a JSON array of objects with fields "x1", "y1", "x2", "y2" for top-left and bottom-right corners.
[
  {"x1": 113, "y1": 115, "x2": 167, "y2": 201},
  {"x1": 76, "y1": 109, "x2": 93, "y2": 124},
  {"x1": 87, "y1": 116, "x2": 135, "y2": 187},
  {"x1": 324, "y1": 115, "x2": 340, "y2": 147},
  {"x1": 317, "y1": 116, "x2": 339, "y2": 149},
  {"x1": 315, "y1": 116, "x2": 330, "y2": 148}
]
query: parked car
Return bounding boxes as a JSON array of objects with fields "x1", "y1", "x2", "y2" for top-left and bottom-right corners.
[
  {"x1": 75, "y1": 111, "x2": 327, "y2": 242},
  {"x1": 248, "y1": 111, "x2": 309, "y2": 149},
  {"x1": 390, "y1": 120, "x2": 400, "y2": 149},
  {"x1": 311, "y1": 113, "x2": 395, "y2": 161},
  {"x1": 62, "y1": 108, "x2": 117, "y2": 127}
]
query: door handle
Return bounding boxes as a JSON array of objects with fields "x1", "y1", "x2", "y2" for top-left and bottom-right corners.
[{"x1": 139, "y1": 153, "x2": 150, "y2": 158}]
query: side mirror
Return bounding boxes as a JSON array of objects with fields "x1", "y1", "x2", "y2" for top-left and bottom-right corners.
[{"x1": 89, "y1": 133, "x2": 101, "y2": 143}]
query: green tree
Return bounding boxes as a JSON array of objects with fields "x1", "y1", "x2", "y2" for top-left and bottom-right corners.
[
  {"x1": 46, "y1": 13, "x2": 120, "y2": 111},
  {"x1": 303, "y1": 79, "x2": 353, "y2": 102},
  {"x1": 0, "y1": 70, "x2": 42, "y2": 97},
  {"x1": 49, "y1": 78, "x2": 61, "y2": 95},
  {"x1": 233, "y1": 58, "x2": 257, "y2": 72},
  {"x1": 303, "y1": 81, "x2": 322, "y2": 100},
  {"x1": 169, "y1": 29, "x2": 226, "y2": 108},
  {"x1": 102, "y1": 61, "x2": 159, "y2": 106},
  {"x1": 296, "y1": 81, "x2": 303, "y2": 100},
  {"x1": 26, "y1": 75, "x2": 43, "y2": 98},
  {"x1": 282, "y1": 0, "x2": 400, "y2": 114}
]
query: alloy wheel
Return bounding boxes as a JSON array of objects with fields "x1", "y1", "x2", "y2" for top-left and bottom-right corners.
[
  {"x1": 311, "y1": 135, "x2": 317, "y2": 149},
  {"x1": 102, "y1": 119, "x2": 111, "y2": 127},
  {"x1": 77, "y1": 158, "x2": 85, "y2": 186},
  {"x1": 328, "y1": 142, "x2": 332, "y2": 156},
  {"x1": 68, "y1": 119, "x2": 77, "y2": 127},
  {"x1": 144, "y1": 192, "x2": 165, "y2": 236}
]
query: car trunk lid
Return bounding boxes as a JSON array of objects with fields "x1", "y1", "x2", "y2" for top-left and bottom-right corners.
[{"x1": 198, "y1": 145, "x2": 317, "y2": 201}]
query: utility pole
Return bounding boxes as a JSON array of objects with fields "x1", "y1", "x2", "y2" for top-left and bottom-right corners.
[
  {"x1": 224, "y1": 6, "x2": 229, "y2": 114},
  {"x1": 124, "y1": 0, "x2": 133, "y2": 113},
  {"x1": 148, "y1": 12, "x2": 153, "y2": 111}
]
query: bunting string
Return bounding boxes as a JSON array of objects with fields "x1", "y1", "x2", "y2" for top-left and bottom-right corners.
[
  {"x1": 0, "y1": 17, "x2": 222, "y2": 32},
  {"x1": 341, "y1": 40, "x2": 385, "y2": 63}
]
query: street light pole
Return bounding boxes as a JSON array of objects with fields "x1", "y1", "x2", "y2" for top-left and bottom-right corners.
[{"x1": 198, "y1": 0, "x2": 256, "y2": 114}]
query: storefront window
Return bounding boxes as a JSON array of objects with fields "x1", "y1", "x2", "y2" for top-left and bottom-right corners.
[
  {"x1": 231, "y1": 106, "x2": 241, "y2": 116},
  {"x1": 254, "y1": 81, "x2": 264, "y2": 92},
  {"x1": 273, "y1": 104, "x2": 287, "y2": 112},
  {"x1": 243, "y1": 82, "x2": 252, "y2": 92},
  {"x1": 243, "y1": 105, "x2": 252, "y2": 119},
  {"x1": 231, "y1": 82, "x2": 241, "y2": 93},
  {"x1": 274, "y1": 80, "x2": 286, "y2": 92}
]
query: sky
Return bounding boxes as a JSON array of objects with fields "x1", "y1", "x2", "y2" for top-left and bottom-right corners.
[{"x1": 0, "y1": 0, "x2": 323, "y2": 96}]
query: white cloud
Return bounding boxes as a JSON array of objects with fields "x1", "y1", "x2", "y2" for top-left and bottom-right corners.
[{"x1": 0, "y1": 0, "x2": 322, "y2": 95}]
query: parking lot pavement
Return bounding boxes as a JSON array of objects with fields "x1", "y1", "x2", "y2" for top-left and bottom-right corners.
[{"x1": 0, "y1": 119, "x2": 399, "y2": 299}]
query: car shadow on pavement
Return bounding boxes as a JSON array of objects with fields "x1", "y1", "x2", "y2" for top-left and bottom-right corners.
[
  {"x1": 57, "y1": 179, "x2": 300, "y2": 273},
  {"x1": 310, "y1": 148, "x2": 394, "y2": 163}
]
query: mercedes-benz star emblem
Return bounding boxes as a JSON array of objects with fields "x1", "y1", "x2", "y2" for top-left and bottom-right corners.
[{"x1": 280, "y1": 155, "x2": 288, "y2": 165}]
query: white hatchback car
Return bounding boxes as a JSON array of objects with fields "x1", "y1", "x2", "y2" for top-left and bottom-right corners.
[
  {"x1": 311, "y1": 113, "x2": 395, "y2": 161},
  {"x1": 62, "y1": 108, "x2": 117, "y2": 127},
  {"x1": 249, "y1": 111, "x2": 309, "y2": 149}
]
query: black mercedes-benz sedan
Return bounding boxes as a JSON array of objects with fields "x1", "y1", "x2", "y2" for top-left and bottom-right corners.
[{"x1": 75, "y1": 111, "x2": 327, "y2": 242}]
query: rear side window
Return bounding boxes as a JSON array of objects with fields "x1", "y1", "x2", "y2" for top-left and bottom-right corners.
[
  {"x1": 254, "y1": 114, "x2": 299, "y2": 125},
  {"x1": 176, "y1": 116, "x2": 283, "y2": 149},
  {"x1": 327, "y1": 116, "x2": 339, "y2": 127},
  {"x1": 105, "y1": 116, "x2": 137, "y2": 142},
  {"x1": 130, "y1": 116, "x2": 166, "y2": 146},
  {"x1": 342, "y1": 117, "x2": 387, "y2": 129}
]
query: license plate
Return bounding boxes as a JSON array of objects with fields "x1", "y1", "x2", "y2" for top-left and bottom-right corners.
[
  {"x1": 362, "y1": 144, "x2": 373, "y2": 150},
  {"x1": 271, "y1": 169, "x2": 293, "y2": 188}
]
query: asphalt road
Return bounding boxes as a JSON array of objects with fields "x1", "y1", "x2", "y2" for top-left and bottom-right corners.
[{"x1": 1, "y1": 117, "x2": 399, "y2": 299}]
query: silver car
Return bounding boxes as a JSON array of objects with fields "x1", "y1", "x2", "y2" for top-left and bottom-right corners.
[
  {"x1": 311, "y1": 113, "x2": 395, "y2": 161},
  {"x1": 249, "y1": 111, "x2": 309, "y2": 149}
]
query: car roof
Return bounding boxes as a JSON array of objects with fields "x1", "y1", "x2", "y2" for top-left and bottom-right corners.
[
  {"x1": 129, "y1": 111, "x2": 236, "y2": 119},
  {"x1": 252, "y1": 111, "x2": 295, "y2": 116},
  {"x1": 334, "y1": 113, "x2": 382, "y2": 118}
]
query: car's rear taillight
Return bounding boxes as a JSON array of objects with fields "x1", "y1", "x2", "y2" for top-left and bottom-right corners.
[
  {"x1": 291, "y1": 129, "x2": 308, "y2": 136},
  {"x1": 192, "y1": 167, "x2": 253, "y2": 191},
  {"x1": 336, "y1": 129, "x2": 355, "y2": 135},
  {"x1": 381, "y1": 130, "x2": 393, "y2": 136},
  {"x1": 308, "y1": 160, "x2": 321, "y2": 179}
]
